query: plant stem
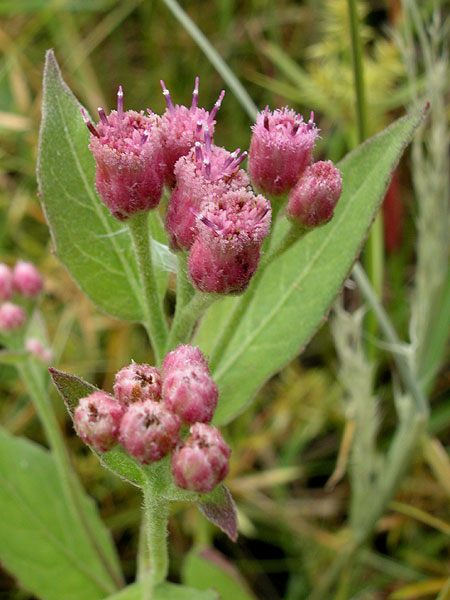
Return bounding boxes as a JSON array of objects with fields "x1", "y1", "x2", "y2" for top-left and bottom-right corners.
[
  {"x1": 347, "y1": 0, "x2": 384, "y2": 360},
  {"x1": 141, "y1": 484, "x2": 170, "y2": 598},
  {"x1": 166, "y1": 291, "x2": 216, "y2": 353},
  {"x1": 128, "y1": 212, "x2": 168, "y2": 365},
  {"x1": 19, "y1": 358, "x2": 123, "y2": 592}
]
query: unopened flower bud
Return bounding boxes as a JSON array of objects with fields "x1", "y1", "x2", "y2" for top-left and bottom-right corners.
[
  {"x1": 188, "y1": 189, "x2": 271, "y2": 294},
  {"x1": 74, "y1": 391, "x2": 124, "y2": 453},
  {"x1": 114, "y1": 362, "x2": 162, "y2": 405},
  {"x1": 286, "y1": 161, "x2": 343, "y2": 228},
  {"x1": 13, "y1": 260, "x2": 43, "y2": 298},
  {"x1": 25, "y1": 338, "x2": 53, "y2": 363},
  {"x1": 84, "y1": 87, "x2": 164, "y2": 220},
  {"x1": 172, "y1": 423, "x2": 231, "y2": 493},
  {"x1": 119, "y1": 400, "x2": 180, "y2": 464},
  {"x1": 162, "y1": 366, "x2": 218, "y2": 424},
  {"x1": 0, "y1": 264, "x2": 13, "y2": 301},
  {"x1": 0, "y1": 302, "x2": 26, "y2": 331},
  {"x1": 249, "y1": 106, "x2": 318, "y2": 196},
  {"x1": 162, "y1": 344, "x2": 209, "y2": 375},
  {"x1": 160, "y1": 77, "x2": 224, "y2": 186},
  {"x1": 165, "y1": 140, "x2": 249, "y2": 251}
]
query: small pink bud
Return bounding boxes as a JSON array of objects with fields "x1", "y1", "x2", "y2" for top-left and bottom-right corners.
[
  {"x1": 162, "y1": 344, "x2": 209, "y2": 375},
  {"x1": 85, "y1": 87, "x2": 164, "y2": 220},
  {"x1": 114, "y1": 362, "x2": 162, "y2": 405},
  {"x1": 160, "y1": 78, "x2": 224, "y2": 186},
  {"x1": 286, "y1": 161, "x2": 343, "y2": 228},
  {"x1": 172, "y1": 423, "x2": 231, "y2": 493},
  {"x1": 13, "y1": 260, "x2": 43, "y2": 298},
  {"x1": 162, "y1": 366, "x2": 218, "y2": 424},
  {"x1": 0, "y1": 302, "x2": 26, "y2": 331},
  {"x1": 74, "y1": 391, "x2": 124, "y2": 453},
  {"x1": 188, "y1": 189, "x2": 271, "y2": 294},
  {"x1": 25, "y1": 338, "x2": 53, "y2": 363},
  {"x1": 119, "y1": 400, "x2": 181, "y2": 464},
  {"x1": 249, "y1": 107, "x2": 318, "y2": 196},
  {"x1": 165, "y1": 144, "x2": 250, "y2": 251},
  {"x1": 0, "y1": 264, "x2": 13, "y2": 301}
]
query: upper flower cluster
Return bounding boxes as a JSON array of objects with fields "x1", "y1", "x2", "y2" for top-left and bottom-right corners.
[{"x1": 74, "y1": 344, "x2": 230, "y2": 493}]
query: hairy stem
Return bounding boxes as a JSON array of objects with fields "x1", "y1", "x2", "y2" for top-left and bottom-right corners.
[
  {"x1": 128, "y1": 212, "x2": 169, "y2": 365},
  {"x1": 166, "y1": 291, "x2": 216, "y2": 353},
  {"x1": 19, "y1": 359, "x2": 123, "y2": 592}
]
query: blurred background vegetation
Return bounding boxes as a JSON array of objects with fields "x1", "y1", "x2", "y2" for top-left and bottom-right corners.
[{"x1": 0, "y1": 0, "x2": 449, "y2": 598}]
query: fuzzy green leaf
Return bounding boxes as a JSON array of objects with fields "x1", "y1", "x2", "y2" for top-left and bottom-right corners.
[
  {"x1": 0, "y1": 427, "x2": 120, "y2": 600},
  {"x1": 37, "y1": 50, "x2": 144, "y2": 321},
  {"x1": 195, "y1": 108, "x2": 427, "y2": 424}
]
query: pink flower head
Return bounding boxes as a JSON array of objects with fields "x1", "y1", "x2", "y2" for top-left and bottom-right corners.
[
  {"x1": 0, "y1": 302, "x2": 26, "y2": 331},
  {"x1": 287, "y1": 161, "x2": 343, "y2": 228},
  {"x1": 165, "y1": 135, "x2": 249, "y2": 251},
  {"x1": 74, "y1": 391, "x2": 124, "y2": 453},
  {"x1": 159, "y1": 77, "x2": 225, "y2": 186},
  {"x1": 171, "y1": 423, "x2": 231, "y2": 493},
  {"x1": 188, "y1": 188, "x2": 271, "y2": 294},
  {"x1": 13, "y1": 260, "x2": 43, "y2": 298},
  {"x1": 162, "y1": 344, "x2": 209, "y2": 375},
  {"x1": 249, "y1": 106, "x2": 319, "y2": 196},
  {"x1": 25, "y1": 338, "x2": 53, "y2": 363},
  {"x1": 0, "y1": 264, "x2": 13, "y2": 301},
  {"x1": 162, "y1": 365, "x2": 218, "y2": 424},
  {"x1": 113, "y1": 362, "x2": 162, "y2": 405},
  {"x1": 119, "y1": 400, "x2": 181, "y2": 464},
  {"x1": 84, "y1": 86, "x2": 164, "y2": 220}
]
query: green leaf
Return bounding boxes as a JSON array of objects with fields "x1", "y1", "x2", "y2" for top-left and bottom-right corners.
[
  {"x1": 105, "y1": 581, "x2": 219, "y2": 600},
  {"x1": 183, "y1": 548, "x2": 254, "y2": 600},
  {"x1": 195, "y1": 108, "x2": 427, "y2": 424},
  {"x1": 0, "y1": 350, "x2": 29, "y2": 365},
  {"x1": 37, "y1": 50, "x2": 144, "y2": 321},
  {"x1": 49, "y1": 367, "x2": 146, "y2": 487},
  {"x1": 0, "y1": 426, "x2": 119, "y2": 600}
]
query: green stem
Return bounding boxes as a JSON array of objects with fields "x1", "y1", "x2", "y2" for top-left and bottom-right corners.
[
  {"x1": 166, "y1": 292, "x2": 216, "y2": 353},
  {"x1": 19, "y1": 359, "x2": 123, "y2": 592},
  {"x1": 128, "y1": 213, "x2": 169, "y2": 365},
  {"x1": 141, "y1": 484, "x2": 169, "y2": 598}
]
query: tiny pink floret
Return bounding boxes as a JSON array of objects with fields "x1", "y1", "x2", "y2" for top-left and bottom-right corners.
[
  {"x1": 162, "y1": 366, "x2": 218, "y2": 424},
  {"x1": 74, "y1": 391, "x2": 124, "y2": 453},
  {"x1": 287, "y1": 160, "x2": 343, "y2": 228},
  {"x1": 171, "y1": 423, "x2": 231, "y2": 493},
  {"x1": 114, "y1": 362, "x2": 162, "y2": 405},
  {"x1": 249, "y1": 107, "x2": 318, "y2": 196},
  {"x1": 86, "y1": 87, "x2": 164, "y2": 220},
  {"x1": 119, "y1": 400, "x2": 181, "y2": 465},
  {"x1": 13, "y1": 260, "x2": 43, "y2": 298},
  {"x1": 162, "y1": 344, "x2": 209, "y2": 375},
  {"x1": 0, "y1": 264, "x2": 13, "y2": 301},
  {"x1": 188, "y1": 188, "x2": 271, "y2": 294},
  {"x1": 26, "y1": 338, "x2": 53, "y2": 363},
  {"x1": 0, "y1": 302, "x2": 26, "y2": 331}
]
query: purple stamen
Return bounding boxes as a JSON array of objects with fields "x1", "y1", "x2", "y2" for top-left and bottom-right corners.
[
  {"x1": 203, "y1": 125, "x2": 212, "y2": 153},
  {"x1": 263, "y1": 105, "x2": 270, "y2": 130},
  {"x1": 203, "y1": 157, "x2": 211, "y2": 178},
  {"x1": 81, "y1": 108, "x2": 100, "y2": 137},
  {"x1": 208, "y1": 90, "x2": 225, "y2": 122},
  {"x1": 232, "y1": 150, "x2": 247, "y2": 168},
  {"x1": 195, "y1": 141, "x2": 203, "y2": 162},
  {"x1": 191, "y1": 208, "x2": 221, "y2": 234},
  {"x1": 307, "y1": 111, "x2": 315, "y2": 130},
  {"x1": 196, "y1": 120, "x2": 203, "y2": 139},
  {"x1": 190, "y1": 76, "x2": 199, "y2": 111},
  {"x1": 117, "y1": 86, "x2": 124, "y2": 120},
  {"x1": 291, "y1": 120, "x2": 301, "y2": 136},
  {"x1": 256, "y1": 207, "x2": 270, "y2": 223},
  {"x1": 160, "y1": 80, "x2": 175, "y2": 112},
  {"x1": 98, "y1": 107, "x2": 108, "y2": 124}
]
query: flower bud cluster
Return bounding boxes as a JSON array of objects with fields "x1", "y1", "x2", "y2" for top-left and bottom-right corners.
[
  {"x1": 0, "y1": 261, "x2": 43, "y2": 332},
  {"x1": 73, "y1": 345, "x2": 230, "y2": 493}
]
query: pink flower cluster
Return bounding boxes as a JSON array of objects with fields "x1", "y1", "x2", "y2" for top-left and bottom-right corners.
[
  {"x1": 0, "y1": 261, "x2": 43, "y2": 332},
  {"x1": 74, "y1": 345, "x2": 230, "y2": 493}
]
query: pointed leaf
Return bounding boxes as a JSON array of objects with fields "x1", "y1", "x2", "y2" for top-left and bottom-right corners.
[
  {"x1": 195, "y1": 108, "x2": 428, "y2": 424},
  {"x1": 37, "y1": 50, "x2": 144, "y2": 321},
  {"x1": 197, "y1": 484, "x2": 238, "y2": 542},
  {"x1": 0, "y1": 426, "x2": 120, "y2": 600}
]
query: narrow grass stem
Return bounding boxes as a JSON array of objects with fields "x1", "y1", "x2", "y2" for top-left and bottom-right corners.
[
  {"x1": 128, "y1": 212, "x2": 169, "y2": 365},
  {"x1": 19, "y1": 359, "x2": 123, "y2": 592}
]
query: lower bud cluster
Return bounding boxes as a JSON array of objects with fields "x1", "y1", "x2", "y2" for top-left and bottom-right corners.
[{"x1": 74, "y1": 345, "x2": 230, "y2": 493}]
